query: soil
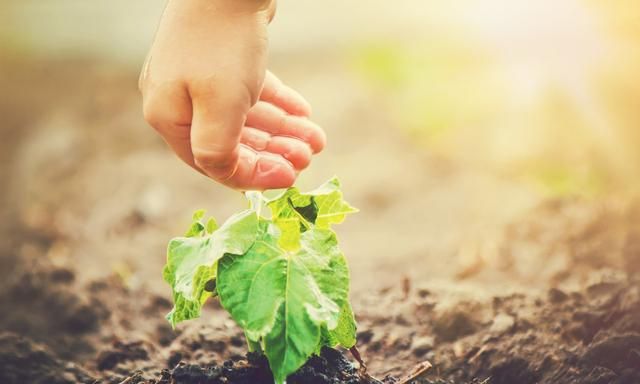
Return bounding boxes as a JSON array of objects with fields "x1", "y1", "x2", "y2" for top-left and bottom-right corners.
[
  {"x1": 2, "y1": 250, "x2": 638, "y2": 384},
  {"x1": 1, "y1": 59, "x2": 639, "y2": 384}
]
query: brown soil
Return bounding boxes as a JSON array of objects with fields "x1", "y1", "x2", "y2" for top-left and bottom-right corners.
[
  {"x1": 2, "y1": 249, "x2": 638, "y2": 384},
  {"x1": 1, "y1": 59, "x2": 639, "y2": 384}
]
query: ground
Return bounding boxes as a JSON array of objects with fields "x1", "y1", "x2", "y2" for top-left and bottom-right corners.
[{"x1": 1, "y1": 55, "x2": 639, "y2": 384}]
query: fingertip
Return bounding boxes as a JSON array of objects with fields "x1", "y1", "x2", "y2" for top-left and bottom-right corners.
[
  {"x1": 300, "y1": 118, "x2": 326, "y2": 154},
  {"x1": 254, "y1": 155, "x2": 297, "y2": 189},
  {"x1": 230, "y1": 146, "x2": 296, "y2": 190},
  {"x1": 268, "y1": 136, "x2": 313, "y2": 170},
  {"x1": 282, "y1": 146, "x2": 312, "y2": 170},
  {"x1": 313, "y1": 125, "x2": 327, "y2": 154}
]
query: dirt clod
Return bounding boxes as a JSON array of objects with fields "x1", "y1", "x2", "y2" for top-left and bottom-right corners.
[
  {"x1": 432, "y1": 310, "x2": 480, "y2": 342},
  {"x1": 581, "y1": 333, "x2": 640, "y2": 374},
  {"x1": 0, "y1": 332, "x2": 93, "y2": 384},
  {"x1": 96, "y1": 340, "x2": 149, "y2": 371},
  {"x1": 140, "y1": 348, "x2": 381, "y2": 384}
]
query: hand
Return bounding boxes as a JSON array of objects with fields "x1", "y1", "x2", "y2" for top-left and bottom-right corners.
[{"x1": 139, "y1": 0, "x2": 326, "y2": 190}]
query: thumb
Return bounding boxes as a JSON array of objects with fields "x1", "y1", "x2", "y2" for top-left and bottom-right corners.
[{"x1": 189, "y1": 78, "x2": 252, "y2": 181}]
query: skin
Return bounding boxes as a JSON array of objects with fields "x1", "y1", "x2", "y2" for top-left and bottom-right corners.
[{"x1": 140, "y1": 0, "x2": 326, "y2": 190}]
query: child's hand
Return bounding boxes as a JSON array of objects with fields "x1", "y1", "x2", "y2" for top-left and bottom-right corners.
[{"x1": 139, "y1": 0, "x2": 325, "y2": 190}]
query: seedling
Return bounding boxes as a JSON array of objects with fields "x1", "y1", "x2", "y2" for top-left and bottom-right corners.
[{"x1": 163, "y1": 177, "x2": 358, "y2": 384}]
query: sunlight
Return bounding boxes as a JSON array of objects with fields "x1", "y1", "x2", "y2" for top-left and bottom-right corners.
[{"x1": 461, "y1": 0, "x2": 609, "y2": 103}]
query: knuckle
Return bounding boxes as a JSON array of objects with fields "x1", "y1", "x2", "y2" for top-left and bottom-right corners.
[
  {"x1": 142, "y1": 99, "x2": 163, "y2": 128},
  {"x1": 243, "y1": 129, "x2": 271, "y2": 151},
  {"x1": 142, "y1": 85, "x2": 191, "y2": 137},
  {"x1": 142, "y1": 102, "x2": 190, "y2": 140},
  {"x1": 141, "y1": 78, "x2": 190, "y2": 127},
  {"x1": 279, "y1": 113, "x2": 292, "y2": 132}
]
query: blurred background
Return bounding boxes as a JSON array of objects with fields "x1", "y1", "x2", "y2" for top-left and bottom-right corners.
[{"x1": 1, "y1": 0, "x2": 639, "y2": 298}]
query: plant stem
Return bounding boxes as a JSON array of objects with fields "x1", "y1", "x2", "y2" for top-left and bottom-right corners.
[{"x1": 246, "y1": 332, "x2": 263, "y2": 353}]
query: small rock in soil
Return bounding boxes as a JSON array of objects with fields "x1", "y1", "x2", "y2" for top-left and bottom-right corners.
[
  {"x1": 489, "y1": 313, "x2": 515, "y2": 335},
  {"x1": 411, "y1": 335, "x2": 435, "y2": 357}
]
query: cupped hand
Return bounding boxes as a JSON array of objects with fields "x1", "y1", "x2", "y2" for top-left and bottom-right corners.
[{"x1": 139, "y1": 0, "x2": 325, "y2": 190}]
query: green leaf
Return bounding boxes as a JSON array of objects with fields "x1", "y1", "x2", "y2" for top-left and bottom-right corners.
[
  {"x1": 184, "y1": 222, "x2": 205, "y2": 238},
  {"x1": 163, "y1": 209, "x2": 258, "y2": 327},
  {"x1": 217, "y1": 224, "x2": 351, "y2": 384},
  {"x1": 162, "y1": 178, "x2": 358, "y2": 384},
  {"x1": 192, "y1": 209, "x2": 206, "y2": 221},
  {"x1": 267, "y1": 177, "x2": 358, "y2": 251},
  {"x1": 184, "y1": 209, "x2": 207, "y2": 237},
  {"x1": 205, "y1": 217, "x2": 218, "y2": 234},
  {"x1": 323, "y1": 302, "x2": 357, "y2": 348}
]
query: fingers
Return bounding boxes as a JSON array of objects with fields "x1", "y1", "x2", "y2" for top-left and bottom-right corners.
[
  {"x1": 142, "y1": 73, "x2": 320, "y2": 191},
  {"x1": 189, "y1": 78, "x2": 250, "y2": 181},
  {"x1": 225, "y1": 145, "x2": 296, "y2": 190},
  {"x1": 240, "y1": 127, "x2": 312, "y2": 170},
  {"x1": 245, "y1": 101, "x2": 326, "y2": 154},
  {"x1": 261, "y1": 71, "x2": 312, "y2": 117}
]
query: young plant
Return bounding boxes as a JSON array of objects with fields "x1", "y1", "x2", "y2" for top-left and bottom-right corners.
[{"x1": 162, "y1": 177, "x2": 358, "y2": 384}]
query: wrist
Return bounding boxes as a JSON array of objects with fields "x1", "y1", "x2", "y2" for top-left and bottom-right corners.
[
  {"x1": 220, "y1": 0, "x2": 276, "y2": 14},
  {"x1": 174, "y1": 0, "x2": 276, "y2": 19}
]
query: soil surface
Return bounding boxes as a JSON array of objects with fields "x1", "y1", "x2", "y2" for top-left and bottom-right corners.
[{"x1": 1, "y1": 59, "x2": 639, "y2": 384}]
